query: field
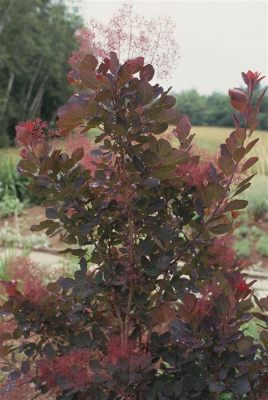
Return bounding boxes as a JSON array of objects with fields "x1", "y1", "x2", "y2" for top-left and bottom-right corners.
[{"x1": 191, "y1": 125, "x2": 268, "y2": 160}]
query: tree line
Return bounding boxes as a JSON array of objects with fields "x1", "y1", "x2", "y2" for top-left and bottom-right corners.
[
  {"x1": 0, "y1": 0, "x2": 82, "y2": 146},
  {"x1": 174, "y1": 88, "x2": 268, "y2": 130}
]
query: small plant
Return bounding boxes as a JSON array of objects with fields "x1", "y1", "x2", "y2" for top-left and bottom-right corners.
[
  {"x1": 251, "y1": 225, "x2": 264, "y2": 238},
  {"x1": 0, "y1": 156, "x2": 45, "y2": 209},
  {"x1": 0, "y1": 52, "x2": 268, "y2": 400},
  {"x1": 0, "y1": 193, "x2": 24, "y2": 218},
  {"x1": 234, "y1": 224, "x2": 250, "y2": 238},
  {"x1": 243, "y1": 175, "x2": 268, "y2": 219},
  {"x1": 256, "y1": 235, "x2": 268, "y2": 257},
  {"x1": 234, "y1": 237, "x2": 252, "y2": 259},
  {"x1": 0, "y1": 222, "x2": 49, "y2": 250},
  {"x1": 0, "y1": 254, "x2": 14, "y2": 281}
]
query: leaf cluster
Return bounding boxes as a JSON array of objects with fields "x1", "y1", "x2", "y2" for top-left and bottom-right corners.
[{"x1": 0, "y1": 56, "x2": 268, "y2": 399}]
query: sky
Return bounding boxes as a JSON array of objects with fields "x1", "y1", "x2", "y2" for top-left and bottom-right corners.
[{"x1": 78, "y1": 0, "x2": 268, "y2": 94}]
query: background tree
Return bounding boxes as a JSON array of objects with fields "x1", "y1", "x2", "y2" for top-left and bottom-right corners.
[
  {"x1": 174, "y1": 87, "x2": 267, "y2": 129},
  {"x1": 0, "y1": 0, "x2": 82, "y2": 146},
  {"x1": 174, "y1": 90, "x2": 207, "y2": 126}
]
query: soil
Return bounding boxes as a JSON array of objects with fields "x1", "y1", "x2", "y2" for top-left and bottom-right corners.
[{"x1": 0, "y1": 205, "x2": 64, "y2": 250}]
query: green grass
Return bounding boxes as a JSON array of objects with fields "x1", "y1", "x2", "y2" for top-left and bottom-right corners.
[
  {"x1": 191, "y1": 126, "x2": 268, "y2": 155},
  {"x1": 187, "y1": 126, "x2": 268, "y2": 220},
  {"x1": 0, "y1": 146, "x2": 19, "y2": 160}
]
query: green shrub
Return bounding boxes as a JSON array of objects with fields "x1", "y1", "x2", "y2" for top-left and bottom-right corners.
[
  {"x1": 234, "y1": 224, "x2": 250, "y2": 238},
  {"x1": 256, "y1": 235, "x2": 268, "y2": 257},
  {"x1": 0, "y1": 156, "x2": 43, "y2": 206},
  {"x1": 0, "y1": 193, "x2": 24, "y2": 218},
  {"x1": 243, "y1": 175, "x2": 268, "y2": 219},
  {"x1": 234, "y1": 238, "x2": 251, "y2": 258},
  {"x1": 0, "y1": 254, "x2": 14, "y2": 281},
  {"x1": 219, "y1": 394, "x2": 233, "y2": 400},
  {"x1": 0, "y1": 223, "x2": 49, "y2": 250},
  {"x1": 251, "y1": 225, "x2": 264, "y2": 238}
]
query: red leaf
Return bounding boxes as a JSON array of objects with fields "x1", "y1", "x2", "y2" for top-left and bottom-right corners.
[
  {"x1": 109, "y1": 51, "x2": 119, "y2": 73},
  {"x1": 57, "y1": 95, "x2": 87, "y2": 132},
  {"x1": 229, "y1": 88, "x2": 247, "y2": 112},
  {"x1": 241, "y1": 157, "x2": 258, "y2": 173},
  {"x1": 174, "y1": 115, "x2": 191, "y2": 139},
  {"x1": 140, "y1": 64, "x2": 155, "y2": 81}
]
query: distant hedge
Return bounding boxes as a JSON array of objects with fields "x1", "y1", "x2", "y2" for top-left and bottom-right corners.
[{"x1": 174, "y1": 87, "x2": 268, "y2": 130}]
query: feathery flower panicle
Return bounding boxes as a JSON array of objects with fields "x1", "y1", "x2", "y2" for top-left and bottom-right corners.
[
  {"x1": 208, "y1": 236, "x2": 236, "y2": 268},
  {"x1": 69, "y1": 2, "x2": 178, "y2": 78},
  {"x1": 65, "y1": 133, "x2": 97, "y2": 173},
  {"x1": 106, "y1": 336, "x2": 135, "y2": 365},
  {"x1": 37, "y1": 349, "x2": 93, "y2": 391},
  {"x1": 15, "y1": 118, "x2": 47, "y2": 147},
  {"x1": 177, "y1": 160, "x2": 211, "y2": 188},
  {"x1": 0, "y1": 257, "x2": 47, "y2": 303}
]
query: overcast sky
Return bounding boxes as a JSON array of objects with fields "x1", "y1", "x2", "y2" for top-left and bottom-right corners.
[{"x1": 78, "y1": 0, "x2": 268, "y2": 94}]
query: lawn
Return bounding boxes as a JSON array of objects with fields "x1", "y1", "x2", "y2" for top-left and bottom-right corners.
[{"x1": 190, "y1": 125, "x2": 268, "y2": 156}]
